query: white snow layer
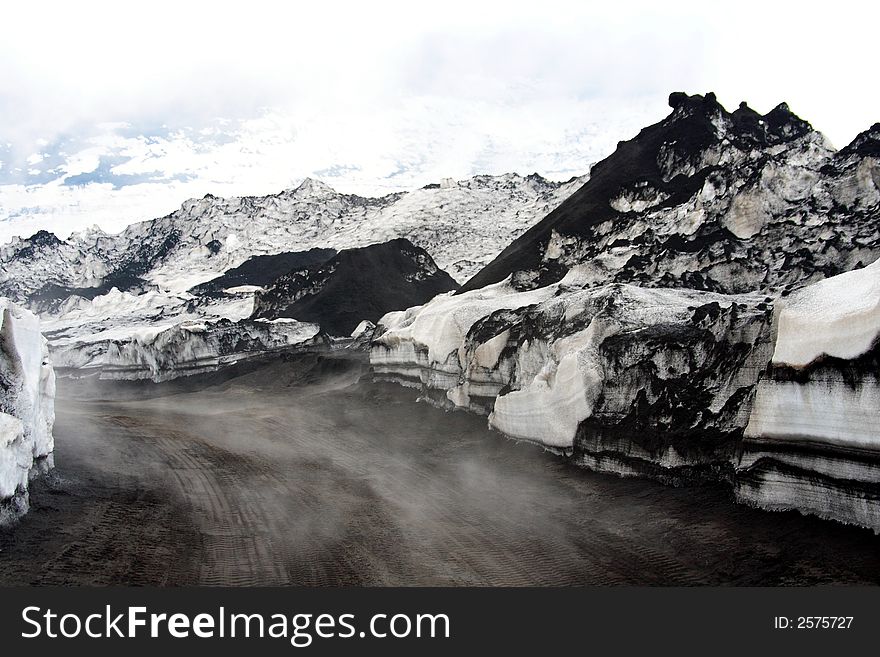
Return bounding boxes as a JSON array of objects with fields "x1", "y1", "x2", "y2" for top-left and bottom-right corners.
[
  {"x1": 741, "y1": 263, "x2": 880, "y2": 531},
  {"x1": 745, "y1": 261, "x2": 880, "y2": 450},
  {"x1": 0, "y1": 298, "x2": 55, "y2": 505},
  {"x1": 490, "y1": 318, "x2": 607, "y2": 448},
  {"x1": 772, "y1": 257, "x2": 880, "y2": 367},
  {"x1": 745, "y1": 378, "x2": 880, "y2": 451},
  {"x1": 70, "y1": 317, "x2": 322, "y2": 382}
]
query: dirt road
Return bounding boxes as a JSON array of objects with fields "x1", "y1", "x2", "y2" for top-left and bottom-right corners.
[{"x1": 2, "y1": 354, "x2": 879, "y2": 585}]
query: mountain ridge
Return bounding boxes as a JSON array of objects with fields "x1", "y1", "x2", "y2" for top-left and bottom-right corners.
[
  {"x1": 461, "y1": 92, "x2": 877, "y2": 295},
  {"x1": 0, "y1": 171, "x2": 586, "y2": 305}
]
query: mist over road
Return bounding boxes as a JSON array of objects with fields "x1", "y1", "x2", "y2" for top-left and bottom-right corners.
[{"x1": 2, "y1": 354, "x2": 879, "y2": 585}]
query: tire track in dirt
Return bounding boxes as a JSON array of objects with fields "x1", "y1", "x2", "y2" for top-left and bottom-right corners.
[{"x1": 4, "y1": 356, "x2": 880, "y2": 586}]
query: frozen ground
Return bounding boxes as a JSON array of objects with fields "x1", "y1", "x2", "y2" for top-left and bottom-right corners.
[{"x1": 1, "y1": 353, "x2": 878, "y2": 586}]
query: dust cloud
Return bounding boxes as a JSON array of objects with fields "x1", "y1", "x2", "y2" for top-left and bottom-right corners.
[{"x1": 2, "y1": 353, "x2": 879, "y2": 585}]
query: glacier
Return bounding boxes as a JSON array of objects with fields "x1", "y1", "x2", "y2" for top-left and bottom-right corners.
[
  {"x1": 371, "y1": 260, "x2": 880, "y2": 531},
  {"x1": 371, "y1": 95, "x2": 880, "y2": 532},
  {"x1": 4, "y1": 91, "x2": 879, "y2": 534},
  {"x1": 1, "y1": 174, "x2": 583, "y2": 382},
  {"x1": 0, "y1": 298, "x2": 55, "y2": 523}
]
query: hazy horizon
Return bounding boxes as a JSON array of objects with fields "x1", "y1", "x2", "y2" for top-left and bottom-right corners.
[{"x1": 2, "y1": 0, "x2": 876, "y2": 244}]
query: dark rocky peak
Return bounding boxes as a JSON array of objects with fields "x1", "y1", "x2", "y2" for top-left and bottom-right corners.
[
  {"x1": 837, "y1": 123, "x2": 880, "y2": 159},
  {"x1": 11, "y1": 230, "x2": 65, "y2": 259},
  {"x1": 25, "y1": 230, "x2": 64, "y2": 248},
  {"x1": 251, "y1": 238, "x2": 458, "y2": 335},
  {"x1": 727, "y1": 100, "x2": 814, "y2": 146},
  {"x1": 664, "y1": 91, "x2": 813, "y2": 150},
  {"x1": 460, "y1": 93, "x2": 851, "y2": 296},
  {"x1": 761, "y1": 102, "x2": 813, "y2": 143},
  {"x1": 667, "y1": 91, "x2": 724, "y2": 118},
  {"x1": 730, "y1": 101, "x2": 763, "y2": 132}
]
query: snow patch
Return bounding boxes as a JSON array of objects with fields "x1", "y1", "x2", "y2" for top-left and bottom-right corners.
[
  {"x1": 772, "y1": 257, "x2": 880, "y2": 367},
  {"x1": 351, "y1": 320, "x2": 376, "y2": 339},
  {"x1": 490, "y1": 319, "x2": 607, "y2": 448}
]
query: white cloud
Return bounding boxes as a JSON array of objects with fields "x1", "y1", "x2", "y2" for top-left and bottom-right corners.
[{"x1": 0, "y1": 95, "x2": 665, "y2": 243}]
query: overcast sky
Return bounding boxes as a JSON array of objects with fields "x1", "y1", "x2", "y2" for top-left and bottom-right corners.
[{"x1": 0, "y1": 0, "x2": 876, "y2": 243}]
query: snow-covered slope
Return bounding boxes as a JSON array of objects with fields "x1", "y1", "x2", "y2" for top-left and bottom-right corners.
[
  {"x1": 0, "y1": 172, "x2": 585, "y2": 305},
  {"x1": 462, "y1": 95, "x2": 879, "y2": 296},
  {"x1": 0, "y1": 299, "x2": 55, "y2": 523},
  {"x1": 0, "y1": 172, "x2": 582, "y2": 380},
  {"x1": 738, "y1": 259, "x2": 880, "y2": 531}
]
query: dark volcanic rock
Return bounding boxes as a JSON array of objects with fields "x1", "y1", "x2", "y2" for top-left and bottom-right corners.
[
  {"x1": 27, "y1": 272, "x2": 151, "y2": 314},
  {"x1": 190, "y1": 248, "x2": 337, "y2": 295},
  {"x1": 461, "y1": 92, "x2": 879, "y2": 296},
  {"x1": 252, "y1": 239, "x2": 458, "y2": 336}
]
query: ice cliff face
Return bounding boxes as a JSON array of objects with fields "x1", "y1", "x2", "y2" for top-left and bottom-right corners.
[
  {"x1": 372, "y1": 94, "x2": 880, "y2": 532},
  {"x1": 55, "y1": 317, "x2": 323, "y2": 383},
  {"x1": 372, "y1": 259, "x2": 880, "y2": 530},
  {"x1": 738, "y1": 259, "x2": 880, "y2": 531},
  {"x1": 0, "y1": 299, "x2": 55, "y2": 522},
  {"x1": 373, "y1": 268, "x2": 774, "y2": 479},
  {"x1": 39, "y1": 285, "x2": 259, "y2": 379},
  {"x1": 252, "y1": 239, "x2": 459, "y2": 336}
]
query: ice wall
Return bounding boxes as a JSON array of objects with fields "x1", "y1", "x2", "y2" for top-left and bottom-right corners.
[
  {"x1": 0, "y1": 298, "x2": 55, "y2": 522},
  {"x1": 372, "y1": 261, "x2": 880, "y2": 532},
  {"x1": 738, "y1": 259, "x2": 880, "y2": 532},
  {"x1": 372, "y1": 268, "x2": 774, "y2": 476},
  {"x1": 55, "y1": 317, "x2": 323, "y2": 383}
]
